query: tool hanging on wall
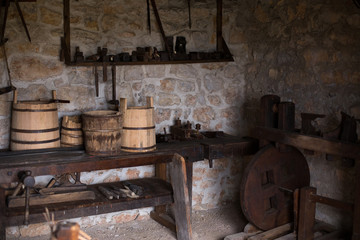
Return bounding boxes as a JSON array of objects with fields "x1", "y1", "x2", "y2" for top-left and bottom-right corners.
[
  {"x1": 0, "y1": 43, "x2": 16, "y2": 95},
  {"x1": 187, "y1": 0, "x2": 191, "y2": 29},
  {"x1": 147, "y1": 0, "x2": 151, "y2": 34},
  {"x1": 150, "y1": 0, "x2": 173, "y2": 60},
  {"x1": 0, "y1": 0, "x2": 32, "y2": 45},
  {"x1": 93, "y1": 66, "x2": 99, "y2": 97},
  {"x1": 107, "y1": 65, "x2": 119, "y2": 106}
]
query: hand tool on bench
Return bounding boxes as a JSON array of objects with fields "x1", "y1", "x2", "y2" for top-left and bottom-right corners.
[
  {"x1": 18, "y1": 171, "x2": 35, "y2": 225},
  {"x1": 98, "y1": 186, "x2": 115, "y2": 200}
]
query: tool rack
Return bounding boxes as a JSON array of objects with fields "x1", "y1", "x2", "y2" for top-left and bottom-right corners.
[{"x1": 0, "y1": 136, "x2": 257, "y2": 240}]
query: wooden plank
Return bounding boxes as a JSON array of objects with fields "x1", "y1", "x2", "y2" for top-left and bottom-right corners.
[
  {"x1": 353, "y1": 161, "x2": 360, "y2": 240},
  {"x1": 298, "y1": 187, "x2": 316, "y2": 240},
  {"x1": 247, "y1": 223, "x2": 292, "y2": 240},
  {"x1": 8, "y1": 191, "x2": 95, "y2": 208},
  {"x1": 310, "y1": 193, "x2": 353, "y2": 213},
  {"x1": 252, "y1": 127, "x2": 360, "y2": 159},
  {"x1": 171, "y1": 153, "x2": 192, "y2": 240},
  {"x1": 315, "y1": 231, "x2": 343, "y2": 240},
  {"x1": 293, "y1": 188, "x2": 299, "y2": 234}
]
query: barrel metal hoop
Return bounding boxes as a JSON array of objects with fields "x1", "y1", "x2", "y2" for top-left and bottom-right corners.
[
  {"x1": 122, "y1": 126, "x2": 155, "y2": 130},
  {"x1": 61, "y1": 126, "x2": 82, "y2": 131},
  {"x1": 12, "y1": 108, "x2": 58, "y2": 112},
  {"x1": 121, "y1": 145, "x2": 156, "y2": 151},
  {"x1": 11, "y1": 127, "x2": 59, "y2": 133},
  {"x1": 11, "y1": 138, "x2": 60, "y2": 145}
]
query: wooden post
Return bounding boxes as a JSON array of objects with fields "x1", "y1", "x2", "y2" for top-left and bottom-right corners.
[
  {"x1": 259, "y1": 95, "x2": 280, "y2": 147},
  {"x1": 63, "y1": 0, "x2": 71, "y2": 63},
  {"x1": 298, "y1": 187, "x2": 316, "y2": 240},
  {"x1": 171, "y1": 153, "x2": 192, "y2": 240},
  {"x1": 216, "y1": 0, "x2": 223, "y2": 52},
  {"x1": 0, "y1": 188, "x2": 5, "y2": 240},
  {"x1": 154, "y1": 162, "x2": 167, "y2": 214},
  {"x1": 352, "y1": 160, "x2": 360, "y2": 240}
]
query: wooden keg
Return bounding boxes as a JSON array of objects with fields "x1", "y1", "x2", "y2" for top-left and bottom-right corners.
[
  {"x1": 11, "y1": 91, "x2": 60, "y2": 151},
  {"x1": 120, "y1": 97, "x2": 156, "y2": 153},
  {"x1": 61, "y1": 115, "x2": 83, "y2": 147},
  {"x1": 82, "y1": 110, "x2": 122, "y2": 156}
]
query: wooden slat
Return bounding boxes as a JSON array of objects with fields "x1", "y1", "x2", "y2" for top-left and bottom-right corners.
[
  {"x1": 248, "y1": 223, "x2": 292, "y2": 240},
  {"x1": 8, "y1": 191, "x2": 95, "y2": 208},
  {"x1": 298, "y1": 187, "x2": 316, "y2": 240},
  {"x1": 154, "y1": 162, "x2": 167, "y2": 214},
  {"x1": 171, "y1": 153, "x2": 192, "y2": 240},
  {"x1": 0, "y1": 188, "x2": 5, "y2": 240},
  {"x1": 310, "y1": 193, "x2": 353, "y2": 213},
  {"x1": 252, "y1": 127, "x2": 360, "y2": 159}
]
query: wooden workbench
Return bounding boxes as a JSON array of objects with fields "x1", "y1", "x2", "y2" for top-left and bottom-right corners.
[{"x1": 0, "y1": 135, "x2": 258, "y2": 240}]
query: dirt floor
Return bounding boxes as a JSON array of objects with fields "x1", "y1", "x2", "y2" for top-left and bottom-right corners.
[{"x1": 8, "y1": 204, "x2": 248, "y2": 240}]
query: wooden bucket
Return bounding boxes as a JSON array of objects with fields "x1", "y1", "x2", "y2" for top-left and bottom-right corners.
[
  {"x1": 11, "y1": 91, "x2": 60, "y2": 151},
  {"x1": 82, "y1": 110, "x2": 122, "y2": 156},
  {"x1": 120, "y1": 97, "x2": 156, "y2": 153},
  {"x1": 61, "y1": 115, "x2": 83, "y2": 147}
]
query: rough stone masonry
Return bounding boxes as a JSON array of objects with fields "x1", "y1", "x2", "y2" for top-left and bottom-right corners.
[{"x1": 0, "y1": 0, "x2": 359, "y2": 237}]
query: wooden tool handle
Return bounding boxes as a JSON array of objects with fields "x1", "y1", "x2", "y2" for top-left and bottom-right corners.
[
  {"x1": 146, "y1": 96, "x2": 154, "y2": 108},
  {"x1": 52, "y1": 90, "x2": 57, "y2": 100},
  {"x1": 119, "y1": 98, "x2": 127, "y2": 112}
]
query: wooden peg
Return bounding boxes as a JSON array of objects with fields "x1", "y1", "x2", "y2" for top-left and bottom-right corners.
[{"x1": 146, "y1": 96, "x2": 154, "y2": 108}]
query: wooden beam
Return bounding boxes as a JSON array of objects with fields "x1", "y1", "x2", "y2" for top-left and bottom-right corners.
[
  {"x1": 252, "y1": 127, "x2": 360, "y2": 159},
  {"x1": 310, "y1": 193, "x2": 353, "y2": 213}
]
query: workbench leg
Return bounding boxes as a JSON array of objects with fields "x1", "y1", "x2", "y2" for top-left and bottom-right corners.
[
  {"x1": 185, "y1": 160, "x2": 193, "y2": 215},
  {"x1": 352, "y1": 161, "x2": 360, "y2": 240},
  {"x1": 0, "y1": 187, "x2": 6, "y2": 240},
  {"x1": 151, "y1": 162, "x2": 176, "y2": 232},
  {"x1": 298, "y1": 187, "x2": 316, "y2": 240},
  {"x1": 171, "y1": 154, "x2": 192, "y2": 240}
]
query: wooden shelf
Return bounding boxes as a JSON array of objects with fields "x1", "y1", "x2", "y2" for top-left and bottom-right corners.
[
  {"x1": 5, "y1": 178, "x2": 173, "y2": 226},
  {"x1": 65, "y1": 57, "x2": 234, "y2": 67}
]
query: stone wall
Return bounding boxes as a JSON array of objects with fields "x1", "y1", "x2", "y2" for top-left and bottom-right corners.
[{"x1": 1, "y1": 0, "x2": 360, "y2": 237}]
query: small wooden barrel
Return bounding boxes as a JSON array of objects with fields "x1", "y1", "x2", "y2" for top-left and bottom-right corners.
[
  {"x1": 61, "y1": 115, "x2": 83, "y2": 147},
  {"x1": 11, "y1": 92, "x2": 60, "y2": 151},
  {"x1": 82, "y1": 110, "x2": 122, "y2": 156},
  {"x1": 120, "y1": 97, "x2": 156, "y2": 153}
]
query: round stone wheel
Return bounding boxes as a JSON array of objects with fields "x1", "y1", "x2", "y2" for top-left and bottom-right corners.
[{"x1": 240, "y1": 145, "x2": 310, "y2": 230}]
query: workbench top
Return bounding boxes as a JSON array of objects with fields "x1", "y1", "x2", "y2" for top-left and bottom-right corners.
[{"x1": 0, "y1": 136, "x2": 258, "y2": 184}]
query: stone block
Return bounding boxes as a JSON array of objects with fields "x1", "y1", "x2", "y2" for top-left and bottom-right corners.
[
  {"x1": 177, "y1": 80, "x2": 195, "y2": 92},
  {"x1": 10, "y1": 56, "x2": 63, "y2": 81},
  {"x1": 124, "y1": 66, "x2": 144, "y2": 81},
  {"x1": 207, "y1": 95, "x2": 221, "y2": 106},
  {"x1": 145, "y1": 65, "x2": 166, "y2": 78},
  {"x1": 19, "y1": 223, "x2": 51, "y2": 238},
  {"x1": 157, "y1": 93, "x2": 181, "y2": 106},
  {"x1": 40, "y1": 7, "x2": 62, "y2": 26},
  {"x1": 185, "y1": 95, "x2": 197, "y2": 106},
  {"x1": 170, "y1": 65, "x2": 198, "y2": 79},
  {"x1": 204, "y1": 74, "x2": 223, "y2": 93},
  {"x1": 154, "y1": 108, "x2": 171, "y2": 124},
  {"x1": 160, "y1": 78, "x2": 176, "y2": 92},
  {"x1": 193, "y1": 106, "x2": 215, "y2": 123}
]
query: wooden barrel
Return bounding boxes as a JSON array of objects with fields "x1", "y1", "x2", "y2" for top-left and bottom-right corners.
[
  {"x1": 61, "y1": 115, "x2": 83, "y2": 147},
  {"x1": 120, "y1": 97, "x2": 156, "y2": 153},
  {"x1": 11, "y1": 93, "x2": 60, "y2": 151},
  {"x1": 82, "y1": 110, "x2": 122, "y2": 156}
]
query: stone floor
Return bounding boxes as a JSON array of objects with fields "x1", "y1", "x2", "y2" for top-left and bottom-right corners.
[{"x1": 8, "y1": 204, "x2": 248, "y2": 240}]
